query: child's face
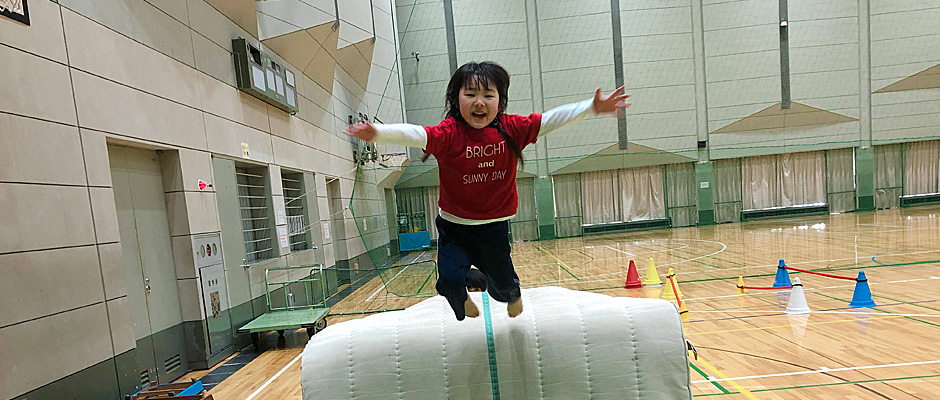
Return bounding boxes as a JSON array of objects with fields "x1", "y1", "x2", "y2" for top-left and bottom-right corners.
[{"x1": 458, "y1": 83, "x2": 499, "y2": 129}]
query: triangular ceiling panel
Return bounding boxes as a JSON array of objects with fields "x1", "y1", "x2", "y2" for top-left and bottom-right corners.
[
  {"x1": 260, "y1": 30, "x2": 318, "y2": 74},
  {"x1": 261, "y1": 21, "x2": 338, "y2": 93},
  {"x1": 550, "y1": 143, "x2": 695, "y2": 175},
  {"x1": 204, "y1": 0, "x2": 258, "y2": 39},
  {"x1": 874, "y1": 63, "x2": 940, "y2": 93},
  {"x1": 711, "y1": 102, "x2": 857, "y2": 134}
]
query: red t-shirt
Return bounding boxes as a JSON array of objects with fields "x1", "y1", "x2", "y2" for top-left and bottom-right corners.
[{"x1": 424, "y1": 113, "x2": 542, "y2": 220}]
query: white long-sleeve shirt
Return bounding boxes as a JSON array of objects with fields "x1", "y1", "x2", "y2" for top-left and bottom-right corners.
[{"x1": 372, "y1": 99, "x2": 596, "y2": 225}]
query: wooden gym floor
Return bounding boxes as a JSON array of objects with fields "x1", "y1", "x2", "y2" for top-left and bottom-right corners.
[{"x1": 189, "y1": 205, "x2": 940, "y2": 399}]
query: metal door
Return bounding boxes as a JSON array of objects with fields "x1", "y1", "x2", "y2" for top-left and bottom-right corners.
[{"x1": 109, "y1": 146, "x2": 184, "y2": 386}]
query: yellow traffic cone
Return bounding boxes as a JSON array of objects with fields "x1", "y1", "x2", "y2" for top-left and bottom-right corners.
[
  {"x1": 663, "y1": 268, "x2": 678, "y2": 301},
  {"x1": 678, "y1": 300, "x2": 690, "y2": 322},
  {"x1": 643, "y1": 258, "x2": 663, "y2": 287},
  {"x1": 737, "y1": 276, "x2": 747, "y2": 294}
]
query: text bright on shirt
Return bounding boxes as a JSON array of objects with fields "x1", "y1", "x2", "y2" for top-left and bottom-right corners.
[{"x1": 424, "y1": 113, "x2": 542, "y2": 221}]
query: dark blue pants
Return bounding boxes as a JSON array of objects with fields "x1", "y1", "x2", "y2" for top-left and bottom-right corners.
[{"x1": 435, "y1": 216, "x2": 521, "y2": 320}]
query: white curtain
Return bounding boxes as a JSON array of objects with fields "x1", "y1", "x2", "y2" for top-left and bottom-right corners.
[
  {"x1": 713, "y1": 158, "x2": 742, "y2": 223},
  {"x1": 874, "y1": 144, "x2": 903, "y2": 209},
  {"x1": 511, "y1": 178, "x2": 539, "y2": 241},
  {"x1": 619, "y1": 166, "x2": 666, "y2": 222},
  {"x1": 581, "y1": 167, "x2": 665, "y2": 225},
  {"x1": 742, "y1": 151, "x2": 826, "y2": 210},
  {"x1": 666, "y1": 163, "x2": 697, "y2": 227},
  {"x1": 826, "y1": 148, "x2": 856, "y2": 213},
  {"x1": 426, "y1": 186, "x2": 441, "y2": 240},
  {"x1": 581, "y1": 170, "x2": 621, "y2": 224},
  {"x1": 742, "y1": 155, "x2": 780, "y2": 210},
  {"x1": 904, "y1": 140, "x2": 940, "y2": 196},
  {"x1": 552, "y1": 174, "x2": 582, "y2": 237},
  {"x1": 779, "y1": 151, "x2": 827, "y2": 207}
]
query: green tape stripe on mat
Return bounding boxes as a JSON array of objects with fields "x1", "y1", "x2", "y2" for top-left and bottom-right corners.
[{"x1": 482, "y1": 293, "x2": 501, "y2": 400}]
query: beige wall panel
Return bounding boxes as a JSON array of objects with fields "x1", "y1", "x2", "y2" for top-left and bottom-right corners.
[
  {"x1": 98, "y1": 242, "x2": 127, "y2": 300},
  {"x1": 192, "y1": 32, "x2": 238, "y2": 87},
  {"x1": 323, "y1": 242, "x2": 336, "y2": 267},
  {"x1": 0, "y1": 113, "x2": 85, "y2": 185},
  {"x1": 170, "y1": 235, "x2": 198, "y2": 280},
  {"x1": 165, "y1": 191, "x2": 221, "y2": 236},
  {"x1": 272, "y1": 136, "x2": 318, "y2": 173},
  {"x1": 0, "y1": 246, "x2": 104, "y2": 328},
  {"x1": 62, "y1": 9, "x2": 202, "y2": 109},
  {"x1": 159, "y1": 149, "x2": 214, "y2": 193},
  {"x1": 268, "y1": 104, "x2": 292, "y2": 139},
  {"x1": 90, "y1": 187, "x2": 121, "y2": 244},
  {"x1": 105, "y1": 296, "x2": 136, "y2": 354},
  {"x1": 0, "y1": 303, "x2": 112, "y2": 400},
  {"x1": 198, "y1": 73, "x2": 271, "y2": 133},
  {"x1": 72, "y1": 70, "x2": 207, "y2": 150},
  {"x1": 288, "y1": 116, "x2": 330, "y2": 149},
  {"x1": 80, "y1": 129, "x2": 114, "y2": 187},
  {"x1": 0, "y1": 45, "x2": 76, "y2": 125},
  {"x1": 203, "y1": 113, "x2": 274, "y2": 163},
  {"x1": 177, "y1": 278, "x2": 205, "y2": 322},
  {"x1": 0, "y1": 0, "x2": 67, "y2": 62},
  {"x1": 58, "y1": 0, "x2": 195, "y2": 67},
  {"x1": 0, "y1": 183, "x2": 95, "y2": 253},
  {"x1": 150, "y1": 0, "x2": 189, "y2": 24},
  {"x1": 186, "y1": 0, "x2": 255, "y2": 48}
]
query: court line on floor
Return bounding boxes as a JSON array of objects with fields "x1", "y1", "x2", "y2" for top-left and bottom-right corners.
[
  {"x1": 692, "y1": 310, "x2": 940, "y2": 318},
  {"x1": 694, "y1": 354, "x2": 760, "y2": 399},
  {"x1": 604, "y1": 245, "x2": 635, "y2": 257},
  {"x1": 524, "y1": 239, "x2": 728, "y2": 286},
  {"x1": 693, "y1": 374, "x2": 940, "y2": 397},
  {"x1": 692, "y1": 359, "x2": 940, "y2": 384},
  {"x1": 531, "y1": 244, "x2": 579, "y2": 279},
  {"x1": 690, "y1": 361, "x2": 730, "y2": 394},
  {"x1": 244, "y1": 352, "x2": 302, "y2": 400},
  {"x1": 685, "y1": 275, "x2": 940, "y2": 302},
  {"x1": 688, "y1": 315, "x2": 903, "y2": 336},
  {"x1": 814, "y1": 292, "x2": 940, "y2": 329},
  {"x1": 366, "y1": 252, "x2": 426, "y2": 301},
  {"x1": 521, "y1": 248, "x2": 940, "y2": 288}
]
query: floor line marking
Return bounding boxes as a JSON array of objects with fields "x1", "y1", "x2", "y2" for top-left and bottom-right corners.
[
  {"x1": 604, "y1": 245, "x2": 635, "y2": 257},
  {"x1": 691, "y1": 310, "x2": 940, "y2": 318},
  {"x1": 521, "y1": 249, "x2": 940, "y2": 287},
  {"x1": 524, "y1": 238, "x2": 727, "y2": 285},
  {"x1": 684, "y1": 275, "x2": 938, "y2": 302},
  {"x1": 691, "y1": 359, "x2": 940, "y2": 384},
  {"x1": 244, "y1": 352, "x2": 302, "y2": 400},
  {"x1": 532, "y1": 244, "x2": 579, "y2": 280},
  {"x1": 688, "y1": 315, "x2": 902, "y2": 336},
  {"x1": 366, "y1": 252, "x2": 425, "y2": 301},
  {"x1": 695, "y1": 353, "x2": 760, "y2": 400}
]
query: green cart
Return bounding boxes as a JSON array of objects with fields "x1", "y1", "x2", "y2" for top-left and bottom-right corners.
[{"x1": 237, "y1": 265, "x2": 330, "y2": 350}]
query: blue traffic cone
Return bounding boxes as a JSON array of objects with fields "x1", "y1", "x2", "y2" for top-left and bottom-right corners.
[
  {"x1": 773, "y1": 259, "x2": 792, "y2": 287},
  {"x1": 849, "y1": 271, "x2": 876, "y2": 308}
]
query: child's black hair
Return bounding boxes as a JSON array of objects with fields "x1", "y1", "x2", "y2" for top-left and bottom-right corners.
[
  {"x1": 421, "y1": 61, "x2": 524, "y2": 167},
  {"x1": 467, "y1": 267, "x2": 488, "y2": 292}
]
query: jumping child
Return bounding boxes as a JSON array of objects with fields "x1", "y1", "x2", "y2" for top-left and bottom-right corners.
[{"x1": 344, "y1": 62, "x2": 630, "y2": 320}]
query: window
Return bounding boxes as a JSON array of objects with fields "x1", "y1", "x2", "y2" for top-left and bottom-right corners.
[
  {"x1": 236, "y1": 164, "x2": 274, "y2": 262},
  {"x1": 282, "y1": 171, "x2": 311, "y2": 252}
]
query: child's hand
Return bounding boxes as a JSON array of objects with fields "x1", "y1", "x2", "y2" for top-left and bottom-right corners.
[
  {"x1": 344, "y1": 121, "x2": 377, "y2": 142},
  {"x1": 593, "y1": 86, "x2": 632, "y2": 115}
]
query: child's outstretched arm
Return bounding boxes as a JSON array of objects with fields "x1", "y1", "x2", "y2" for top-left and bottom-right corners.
[
  {"x1": 539, "y1": 86, "x2": 631, "y2": 137},
  {"x1": 344, "y1": 121, "x2": 427, "y2": 148}
]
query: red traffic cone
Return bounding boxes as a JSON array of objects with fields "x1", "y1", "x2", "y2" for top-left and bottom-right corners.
[{"x1": 624, "y1": 260, "x2": 642, "y2": 288}]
